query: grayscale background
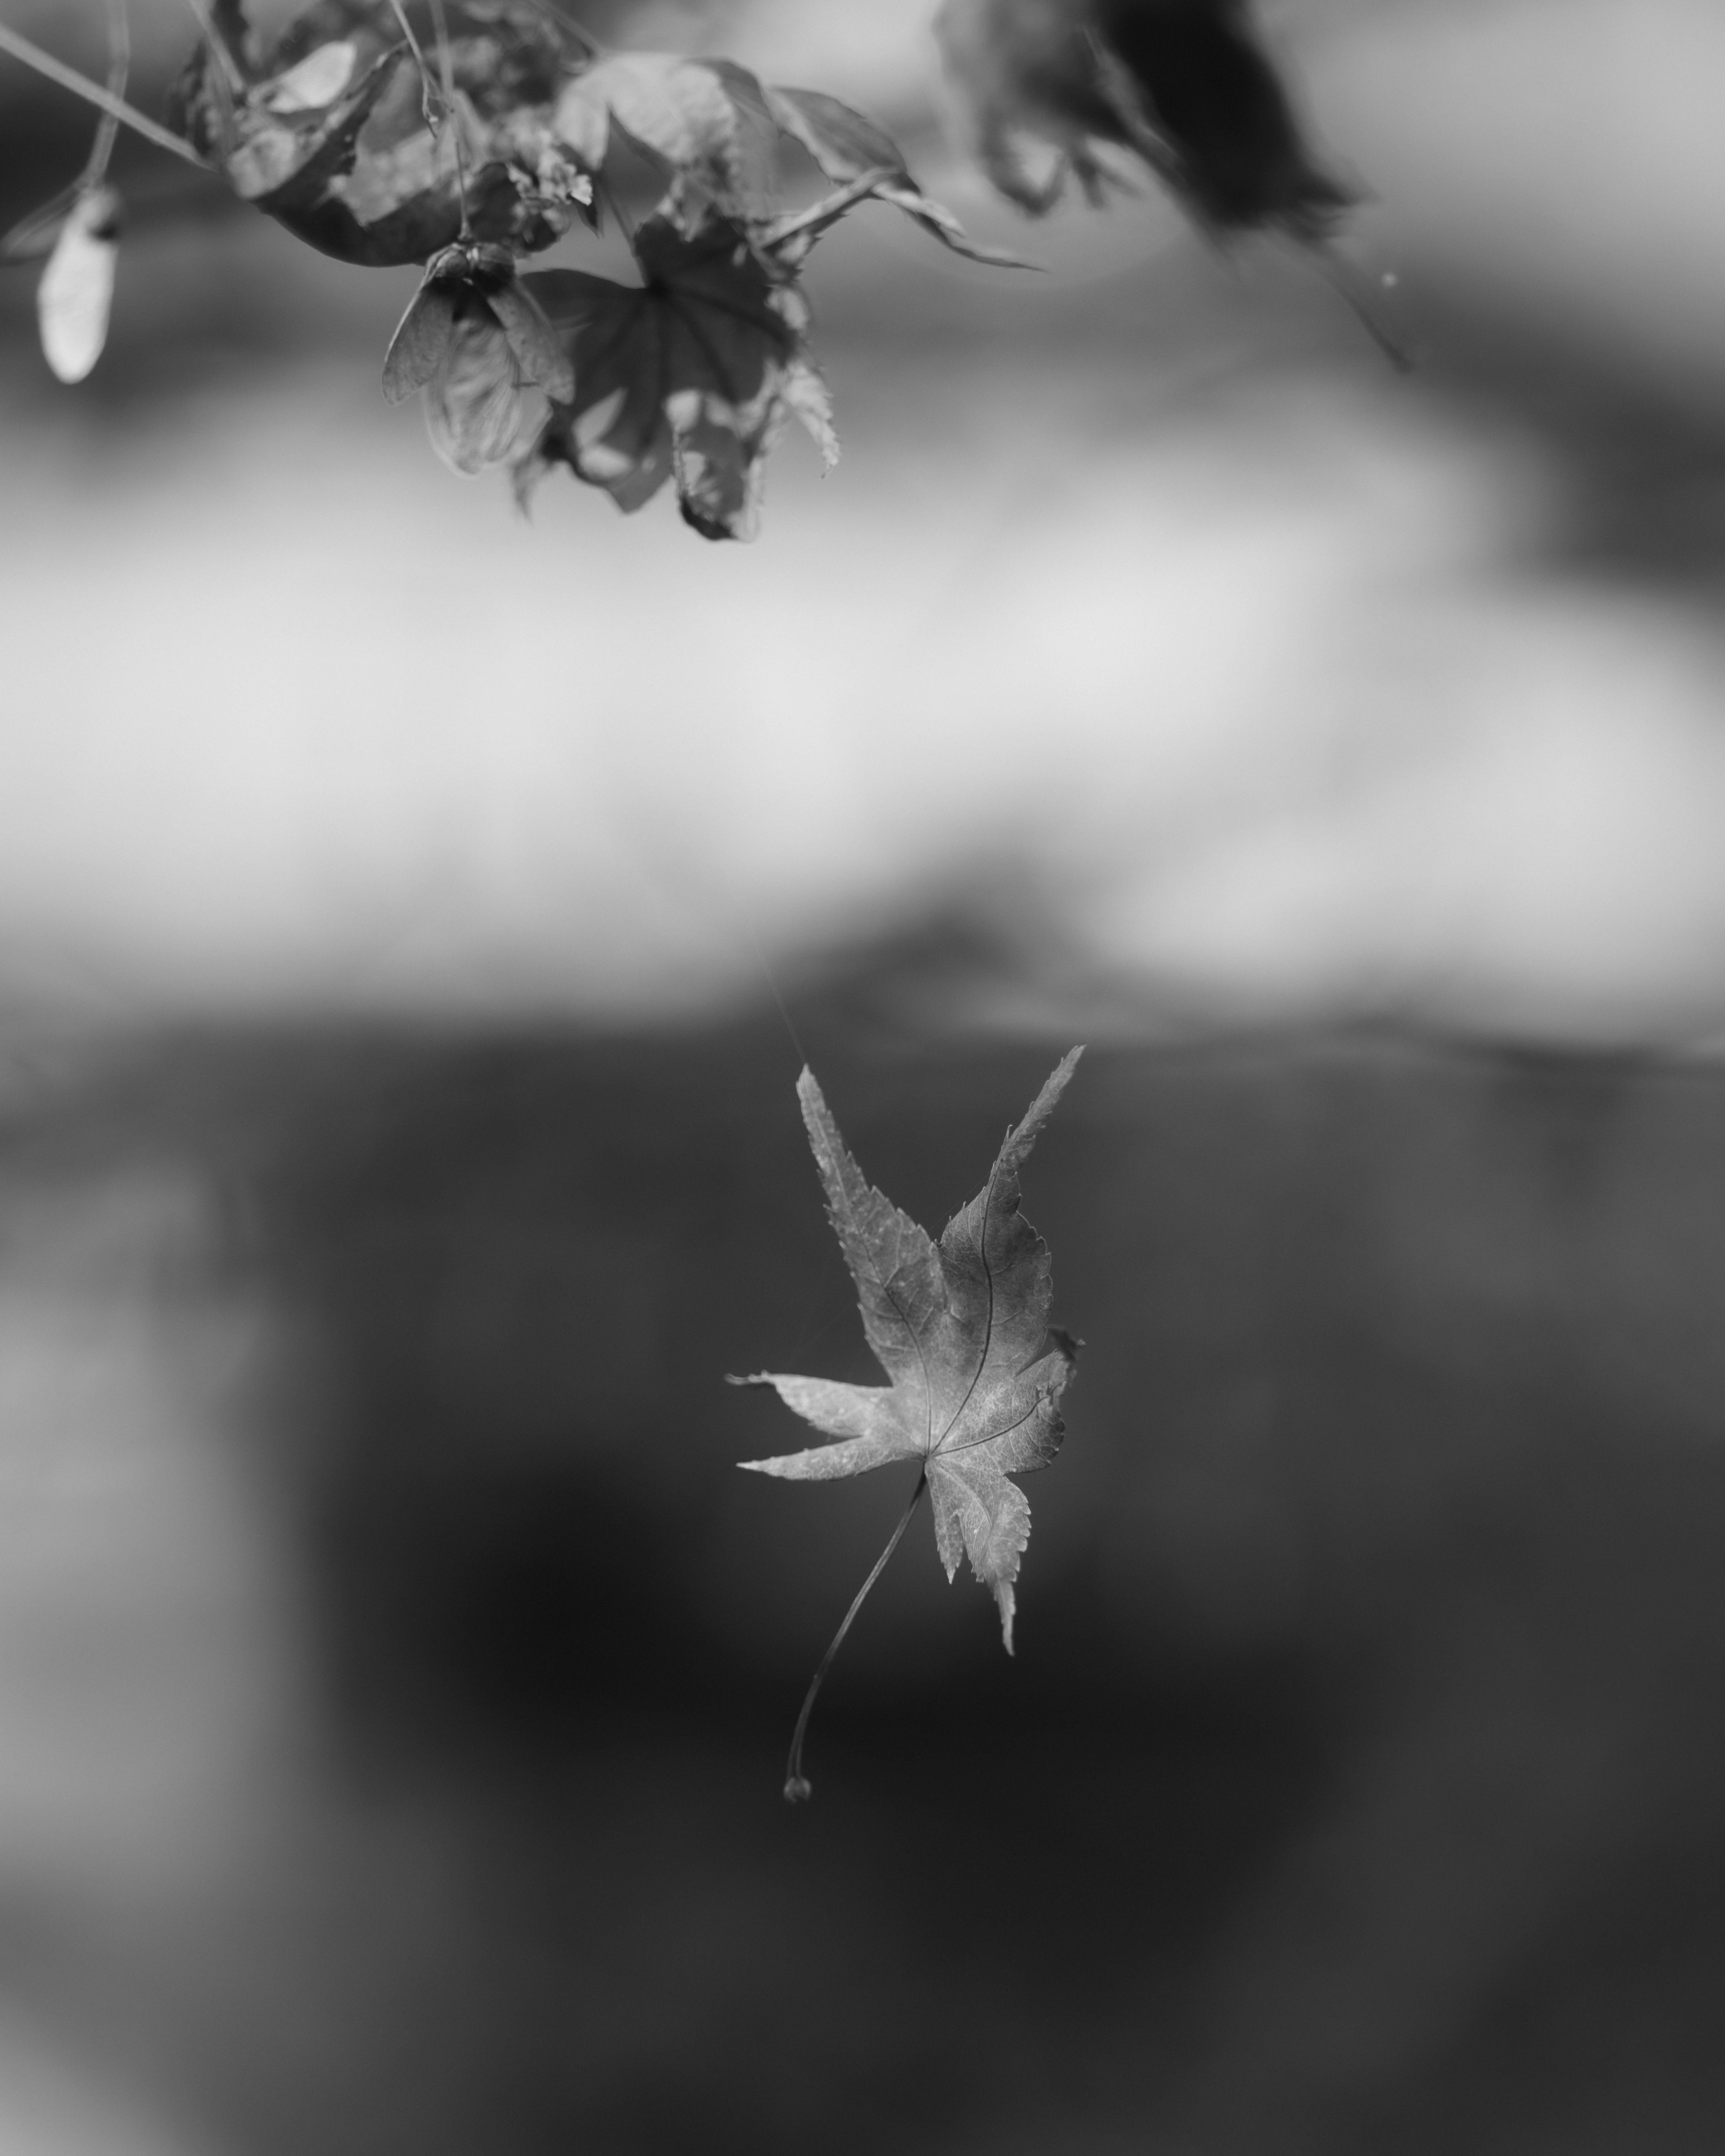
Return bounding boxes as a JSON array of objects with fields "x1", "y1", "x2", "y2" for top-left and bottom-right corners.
[{"x1": 2, "y1": 3, "x2": 1724, "y2": 2150}]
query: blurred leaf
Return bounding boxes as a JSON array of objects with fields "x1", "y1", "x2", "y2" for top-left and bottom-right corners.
[
  {"x1": 219, "y1": 48, "x2": 398, "y2": 204},
  {"x1": 1097, "y1": 0, "x2": 1354, "y2": 237},
  {"x1": 259, "y1": 39, "x2": 359, "y2": 115},
  {"x1": 554, "y1": 53, "x2": 735, "y2": 180},
  {"x1": 937, "y1": 0, "x2": 1354, "y2": 238},
  {"x1": 553, "y1": 51, "x2": 782, "y2": 225},
  {"x1": 936, "y1": 0, "x2": 1145, "y2": 213},
  {"x1": 736, "y1": 1053, "x2": 1083, "y2": 1656}
]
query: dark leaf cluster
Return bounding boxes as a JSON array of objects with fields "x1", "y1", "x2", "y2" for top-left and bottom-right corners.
[
  {"x1": 170, "y1": 0, "x2": 1007, "y2": 535},
  {"x1": 936, "y1": 0, "x2": 1355, "y2": 240},
  {"x1": 3, "y1": 0, "x2": 1389, "y2": 529}
]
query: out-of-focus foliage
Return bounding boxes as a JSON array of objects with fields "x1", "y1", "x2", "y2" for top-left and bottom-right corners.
[{"x1": 937, "y1": 0, "x2": 1354, "y2": 237}]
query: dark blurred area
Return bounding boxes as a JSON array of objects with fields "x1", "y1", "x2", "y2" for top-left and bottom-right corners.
[
  {"x1": 6, "y1": 975, "x2": 1725, "y2": 2154},
  {"x1": 5, "y1": 0, "x2": 1725, "y2": 2151}
]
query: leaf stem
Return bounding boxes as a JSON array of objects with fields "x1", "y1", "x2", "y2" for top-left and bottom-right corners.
[
  {"x1": 783, "y1": 1467, "x2": 927, "y2": 1803},
  {"x1": 0, "y1": 22, "x2": 208, "y2": 168}
]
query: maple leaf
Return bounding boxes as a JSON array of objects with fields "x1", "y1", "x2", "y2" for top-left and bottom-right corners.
[
  {"x1": 552, "y1": 50, "x2": 1011, "y2": 256},
  {"x1": 553, "y1": 51, "x2": 780, "y2": 226},
  {"x1": 735, "y1": 1052, "x2": 1082, "y2": 1799},
  {"x1": 765, "y1": 83, "x2": 1027, "y2": 266},
  {"x1": 514, "y1": 210, "x2": 838, "y2": 541}
]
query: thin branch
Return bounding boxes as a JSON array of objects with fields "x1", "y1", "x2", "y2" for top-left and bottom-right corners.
[
  {"x1": 425, "y1": 0, "x2": 472, "y2": 235},
  {"x1": 81, "y1": 0, "x2": 132, "y2": 187},
  {"x1": 1310, "y1": 242, "x2": 1414, "y2": 375},
  {"x1": 0, "y1": 22, "x2": 208, "y2": 168},
  {"x1": 385, "y1": 0, "x2": 471, "y2": 233},
  {"x1": 384, "y1": 0, "x2": 439, "y2": 128},
  {"x1": 782, "y1": 1468, "x2": 928, "y2": 1803},
  {"x1": 178, "y1": 0, "x2": 243, "y2": 93}
]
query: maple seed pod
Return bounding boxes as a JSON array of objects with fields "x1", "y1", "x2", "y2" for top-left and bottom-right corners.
[
  {"x1": 37, "y1": 186, "x2": 124, "y2": 385},
  {"x1": 382, "y1": 237, "x2": 575, "y2": 460},
  {"x1": 427, "y1": 241, "x2": 516, "y2": 292}
]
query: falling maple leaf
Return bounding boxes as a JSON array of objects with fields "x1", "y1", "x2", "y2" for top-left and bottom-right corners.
[{"x1": 734, "y1": 1051, "x2": 1082, "y2": 1798}]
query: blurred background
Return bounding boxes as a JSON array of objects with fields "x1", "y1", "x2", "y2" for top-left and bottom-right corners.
[{"x1": 3, "y1": 1, "x2": 1725, "y2": 2150}]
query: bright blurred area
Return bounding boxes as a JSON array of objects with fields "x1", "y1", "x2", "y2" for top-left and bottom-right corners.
[
  {"x1": 3, "y1": 4, "x2": 1725, "y2": 2153},
  {"x1": 0, "y1": 0, "x2": 1720, "y2": 1038}
]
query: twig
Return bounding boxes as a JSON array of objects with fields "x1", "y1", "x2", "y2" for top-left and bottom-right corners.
[
  {"x1": 178, "y1": 0, "x2": 243, "y2": 93},
  {"x1": 385, "y1": 0, "x2": 471, "y2": 233},
  {"x1": 0, "y1": 22, "x2": 208, "y2": 168},
  {"x1": 1312, "y1": 243, "x2": 1414, "y2": 375},
  {"x1": 81, "y1": 0, "x2": 132, "y2": 187},
  {"x1": 425, "y1": 0, "x2": 472, "y2": 235},
  {"x1": 383, "y1": 0, "x2": 439, "y2": 128}
]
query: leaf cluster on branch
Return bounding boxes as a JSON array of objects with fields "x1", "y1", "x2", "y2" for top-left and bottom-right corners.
[
  {"x1": 2, "y1": 0, "x2": 1017, "y2": 538},
  {"x1": 1, "y1": 0, "x2": 1393, "y2": 541}
]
